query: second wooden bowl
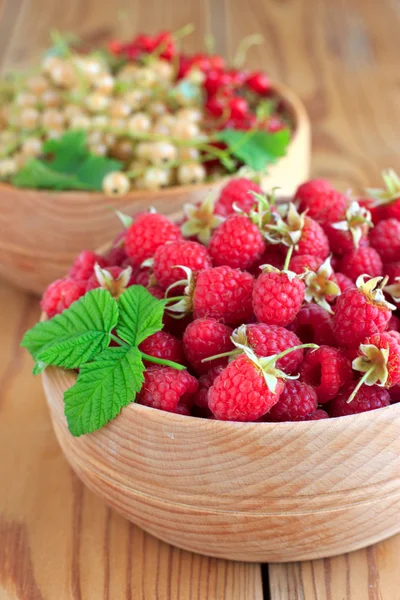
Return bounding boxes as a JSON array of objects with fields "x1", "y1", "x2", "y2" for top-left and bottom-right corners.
[
  {"x1": 43, "y1": 366, "x2": 400, "y2": 563},
  {"x1": 0, "y1": 82, "x2": 310, "y2": 295}
]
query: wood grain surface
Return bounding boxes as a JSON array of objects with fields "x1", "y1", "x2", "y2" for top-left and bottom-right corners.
[{"x1": 1, "y1": 0, "x2": 400, "y2": 598}]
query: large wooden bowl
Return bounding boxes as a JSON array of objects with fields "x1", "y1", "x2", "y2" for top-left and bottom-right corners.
[
  {"x1": 42, "y1": 366, "x2": 400, "y2": 563},
  {"x1": 0, "y1": 82, "x2": 310, "y2": 295}
]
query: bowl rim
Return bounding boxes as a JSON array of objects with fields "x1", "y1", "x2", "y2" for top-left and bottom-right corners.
[
  {"x1": 44, "y1": 362, "x2": 400, "y2": 436},
  {"x1": 0, "y1": 80, "x2": 309, "y2": 201}
]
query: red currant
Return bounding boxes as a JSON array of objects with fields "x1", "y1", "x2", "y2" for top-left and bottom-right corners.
[
  {"x1": 228, "y1": 96, "x2": 249, "y2": 119},
  {"x1": 246, "y1": 71, "x2": 271, "y2": 95}
]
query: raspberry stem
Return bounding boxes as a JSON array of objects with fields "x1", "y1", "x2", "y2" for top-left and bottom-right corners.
[
  {"x1": 201, "y1": 348, "x2": 241, "y2": 363},
  {"x1": 140, "y1": 352, "x2": 186, "y2": 370},
  {"x1": 262, "y1": 343, "x2": 318, "y2": 370},
  {"x1": 283, "y1": 245, "x2": 294, "y2": 271},
  {"x1": 110, "y1": 333, "x2": 129, "y2": 347},
  {"x1": 346, "y1": 367, "x2": 375, "y2": 404}
]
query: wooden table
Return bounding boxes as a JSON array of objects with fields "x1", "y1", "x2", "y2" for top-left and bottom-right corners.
[{"x1": 1, "y1": 0, "x2": 400, "y2": 598}]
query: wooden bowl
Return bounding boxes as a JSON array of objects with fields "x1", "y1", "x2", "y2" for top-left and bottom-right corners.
[
  {"x1": 0, "y1": 82, "x2": 310, "y2": 295},
  {"x1": 42, "y1": 366, "x2": 400, "y2": 563}
]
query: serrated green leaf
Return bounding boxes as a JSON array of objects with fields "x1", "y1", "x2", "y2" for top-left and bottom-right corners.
[
  {"x1": 12, "y1": 130, "x2": 122, "y2": 191},
  {"x1": 21, "y1": 289, "x2": 119, "y2": 369},
  {"x1": 64, "y1": 346, "x2": 145, "y2": 436},
  {"x1": 117, "y1": 285, "x2": 165, "y2": 346},
  {"x1": 215, "y1": 128, "x2": 290, "y2": 171}
]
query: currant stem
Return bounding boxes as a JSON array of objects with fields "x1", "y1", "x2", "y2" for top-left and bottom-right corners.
[
  {"x1": 346, "y1": 367, "x2": 375, "y2": 404},
  {"x1": 283, "y1": 245, "x2": 294, "y2": 271},
  {"x1": 140, "y1": 352, "x2": 186, "y2": 370}
]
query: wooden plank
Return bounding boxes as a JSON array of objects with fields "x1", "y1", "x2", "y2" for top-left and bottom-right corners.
[{"x1": 0, "y1": 282, "x2": 263, "y2": 600}]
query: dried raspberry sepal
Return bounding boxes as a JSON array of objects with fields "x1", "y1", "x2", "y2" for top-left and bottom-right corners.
[
  {"x1": 303, "y1": 256, "x2": 340, "y2": 314},
  {"x1": 263, "y1": 203, "x2": 305, "y2": 247},
  {"x1": 356, "y1": 274, "x2": 396, "y2": 310},
  {"x1": 331, "y1": 201, "x2": 372, "y2": 247},
  {"x1": 181, "y1": 195, "x2": 224, "y2": 245},
  {"x1": 367, "y1": 169, "x2": 400, "y2": 206},
  {"x1": 384, "y1": 277, "x2": 400, "y2": 303},
  {"x1": 348, "y1": 344, "x2": 390, "y2": 403},
  {"x1": 93, "y1": 264, "x2": 133, "y2": 299}
]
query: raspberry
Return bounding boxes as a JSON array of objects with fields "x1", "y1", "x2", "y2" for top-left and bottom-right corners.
[
  {"x1": 249, "y1": 245, "x2": 284, "y2": 275},
  {"x1": 139, "y1": 331, "x2": 185, "y2": 366},
  {"x1": 214, "y1": 178, "x2": 262, "y2": 217},
  {"x1": 137, "y1": 366, "x2": 198, "y2": 415},
  {"x1": 328, "y1": 382, "x2": 390, "y2": 417},
  {"x1": 289, "y1": 254, "x2": 322, "y2": 274},
  {"x1": 334, "y1": 276, "x2": 393, "y2": 347},
  {"x1": 334, "y1": 272, "x2": 355, "y2": 293},
  {"x1": 306, "y1": 409, "x2": 329, "y2": 420},
  {"x1": 252, "y1": 270, "x2": 305, "y2": 326},
  {"x1": 388, "y1": 315, "x2": 400, "y2": 332},
  {"x1": 267, "y1": 380, "x2": 318, "y2": 421},
  {"x1": 192, "y1": 266, "x2": 254, "y2": 326},
  {"x1": 296, "y1": 181, "x2": 347, "y2": 225},
  {"x1": 288, "y1": 304, "x2": 336, "y2": 346},
  {"x1": 208, "y1": 354, "x2": 285, "y2": 421},
  {"x1": 208, "y1": 214, "x2": 265, "y2": 270},
  {"x1": 338, "y1": 247, "x2": 383, "y2": 282},
  {"x1": 389, "y1": 384, "x2": 400, "y2": 403},
  {"x1": 183, "y1": 318, "x2": 233, "y2": 374},
  {"x1": 105, "y1": 231, "x2": 127, "y2": 266},
  {"x1": 153, "y1": 240, "x2": 212, "y2": 290},
  {"x1": 325, "y1": 226, "x2": 369, "y2": 257},
  {"x1": 193, "y1": 366, "x2": 224, "y2": 412},
  {"x1": 369, "y1": 218, "x2": 400, "y2": 262},
  {"x1": 41, "y1": 278, "x2": 86, "y2": 318},
  {"x1": 354, "y1": 331, "x2": 400, "y2": 387},
  {"x1": 384, "y1": 261, "x2": 400, "y2": 283},
  {"x1": 245, "y1": 323, "x2": 304, "y2": 373},
  {"x1": 86, "y1": 265, "x2": 135, "y2": 297},
  {"x1": 293, "y1": 216, "x2": 330, "y2": 260},
  {"x1": 68, "y1": 250, "x2": 108, "y2": 282},
  {"x1": 125, "y1": 212, "x2": 182, "y2": 268},
  {"x1": 323, "y1": 201, "x2": 371, "y2": 256},
  {"x1": 300, "y1": 345, "x2": 353, "y2": 402}
]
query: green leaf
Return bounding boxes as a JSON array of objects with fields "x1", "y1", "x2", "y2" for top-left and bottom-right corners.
[
  {"x1": 12, "y1": 130, "x2": 122, "y2": 191},
  {"x1": 215, "y1": 128, "x2": 290, "y2": 171},
  {"x1": 117, "y1": 285, "x2": 165, "y2": 346},
  {"x1": 21, "y1": 289, "x2": 119, "y2": 369},
  {"x1": 64, "y1": 346, "x2": 145, "y2": 436}
]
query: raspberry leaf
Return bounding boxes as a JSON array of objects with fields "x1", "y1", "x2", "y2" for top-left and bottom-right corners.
[
  {"x1": 21, "y1": 289, "x2": 119, "y2": 370},
  {"x1": 215, "y1": 128, "x2": 290, "y2": 171},
  {"x1": 117, "y1": 285, "x2": 166, "y2": 346},
  {"x1": 64, "y1": 346, "x2": 145, "y2": 436},
  {"x1": 12, "y1": 131, "x2": 122, "y2": 191}
]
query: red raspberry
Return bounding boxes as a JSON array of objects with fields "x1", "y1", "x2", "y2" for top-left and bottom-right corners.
[
  {"x1": 288, "y1": 304, "x2": 336, "y2": 346},
  {"x1": 86, "y1": 265, "x2": 136, "y2": 296},
  {"x1": 266, "y1": 115, "x2": 285, "y2": 133},
  {"x1": 369, "y1": 218, "x2": 400, "y2": 262},
  {"x1": 137, "y1": 367, "x2": 198, "y2": 415},
  {"x1": 324, "y1": 225, "x2": 369, "y2": 256},
  {"x1": 153, "y1": 240, "x2": 212, "y2": 290},
  {"x1": 208, "y1": 214, "x2": 265, "y2": 270},
  {"x1": 193, "y1": 366, "x2": 224, "y2": 412},
  {"x1": 338, "y1": 247, "x2": 383, "y2": 281},
  {"x1": 384, "y1": 261, "x2": 400, "y2": 283},
  {"x1": 252, "y1": 270, "x2": 305, "y2": 326},
  {"x1": 249, "y1": 245, "x2": 283, "y2": 275},
  {"x1": 293, "y1": 216, "x2": 330, "y2": 260},
  {"x1": 300, "y1": 346, "x2": 353, "y2": 402},
  {"x1": 192, "y1": 266, "x2": 254, "y2": 326},
  {"x1": 105, "y1": 231, "x2": 127, "y2": 266},
  {"x1": 306, "y1": 409, "x2": 329, "y2": 420},
  {"x1": 267, "y1": 380, "x2": 318, "y2": 421},
  {"x1": 214, "y1": 178, "x2": 262, "y2": 217},
  {"x1": 389, "y1": 384, "x2": 400, "y2": 403},
  {"x1": 41, "y1": 278, "x2": 86, "y2": 318},
  {"x1": 68, "y1": 251, "x2": 108, "y2": 282},
  {"x1": 245, "y1": 323, "x2": 304, "y2": 373},
  {"x1": 139, "y1": 331, "x2": 185, "y2": 366},
  {"x1": 388, "y1": 315, "x2": 400, "y2": 332},
  {"x1": 328, "y1": 382, "x2": 390, "y2": 417},
  {"x1": 183, "y1": 318, "x2": 233, "y2": 374},
  {"x1": 334, "y1": 277, "x2": 393, "y2": 347},
  {"x1": 296, "y1": 182, "x2": 347, "y2": 225},
  {"x1": 148, "y1": 285, "x2": 192, "y2": 338},
  {"x1": 208, "y1": 354, "x2": 285, "y2": 421},
  {"x1": 289, "y1": 254, "x2": 322, "y2": 274},
  {"x1": 125, "y1": 212, "x2": 182, "y2": 268},
  {"x1": 335, "y1": 272, "x2": 355, "y2": 293},
  {"x1": 355, "y1": 331, "x2": 400, "y2": 387},
  {"x1": 246, "y1": 71, "x2": 271, "y2": 95}
]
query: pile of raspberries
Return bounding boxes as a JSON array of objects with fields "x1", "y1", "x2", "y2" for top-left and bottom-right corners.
[{"x1": 41, "y1": 173, "x2": 400, "y2": 422}]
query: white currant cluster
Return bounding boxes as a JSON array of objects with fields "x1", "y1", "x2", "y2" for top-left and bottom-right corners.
[{"x1": 0, "y1": 50, "x2": 212, "y2": 192}]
